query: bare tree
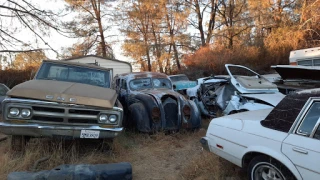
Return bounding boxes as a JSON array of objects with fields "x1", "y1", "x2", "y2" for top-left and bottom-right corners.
[{"x1": 0, "y1": 0, "x2": 67, "y2": 55}]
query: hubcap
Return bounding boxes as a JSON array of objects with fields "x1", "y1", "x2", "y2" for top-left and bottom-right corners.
[{"x1": 253, "y1": 163, "x2": 284, "y2": 180}]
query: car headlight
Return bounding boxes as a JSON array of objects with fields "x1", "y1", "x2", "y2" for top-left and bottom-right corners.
[
  {"x1": 99, "y1": 114, "x2": 108, "y2": 123},
  {"x1": 109, "y1": 115, "x2": 117, "y2": 123},
  {"x1": 21, "y1": 109, "x2": 31, "y2": 118},
  {"x1": 9, "y1": 108, "x2": 20, "y2": 116}
]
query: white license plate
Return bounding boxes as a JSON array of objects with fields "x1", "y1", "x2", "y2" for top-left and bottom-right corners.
[{"x1": 80, "y1": 130, "x2": 100, "y2": 139}]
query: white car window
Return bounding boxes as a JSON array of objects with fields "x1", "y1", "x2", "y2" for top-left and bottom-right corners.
[{"x1": 297, "y1": 102, "x2": 320, "y2": 136}]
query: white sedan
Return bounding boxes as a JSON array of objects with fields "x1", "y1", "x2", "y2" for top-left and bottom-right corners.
[{"x1": 201, "y1": 89, "x2": 320, "y2": 180}]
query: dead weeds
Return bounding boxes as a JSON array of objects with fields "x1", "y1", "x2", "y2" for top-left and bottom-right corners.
[{"x1": 0, "y1": 129, "x2": 244, "y2": 180}]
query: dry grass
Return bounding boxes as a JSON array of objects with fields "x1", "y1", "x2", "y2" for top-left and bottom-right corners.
[{"x1": 0, "y1": 128, "x2": 245, "y2": 180}]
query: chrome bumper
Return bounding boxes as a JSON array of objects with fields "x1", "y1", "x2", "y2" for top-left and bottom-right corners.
[
  {"x1": 0, "y1": 122, "x2": 123, "y2": 139},
  {"x1": 200, "y1": 137, "x2": 210, "y2": 152}
]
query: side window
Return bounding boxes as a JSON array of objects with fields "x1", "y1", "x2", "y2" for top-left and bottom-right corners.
[
  {"x1": 116, "y1": 79, "x2": 120, "y2": 88},
  {"x1": 121, "y1": 80, "x2": 127, "y2": 90},
  {"x1": 297, "y1": 102, "x2": 320, "y2": 137}
]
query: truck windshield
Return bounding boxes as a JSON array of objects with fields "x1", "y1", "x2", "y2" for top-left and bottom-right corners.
[
  {"x1": 129, "y1": 78, "x2": 172, "y2": 90},
  {"x1": 36, "y1": 62, "x2": 111, "y2": 88}
]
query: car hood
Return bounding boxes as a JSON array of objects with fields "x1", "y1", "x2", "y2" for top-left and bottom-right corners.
[
  {"x1": 138, "y1": 88, "x2": 181, "y2": 99},
  {"x1": 7, "y1": 80, "x2": 117, "y2": 108},
  {"x1": 241, "y1": 93, "x2": 285, "y2": 106},
  {"x1": 173, "y1": 81, "x2": 197, "y2": 90},
  {"x1": 210, "y1": 108, "x2": 273, "y2": 131}
]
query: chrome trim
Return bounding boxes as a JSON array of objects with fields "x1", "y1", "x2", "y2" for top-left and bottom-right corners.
[
  {"x1": 292, "y1": 147, "x2": 308, "y2": 154},
  {"x1": 209, "y1": 133, "x2": 247, "y2": 148},
  {"x1": 0, "y1": 122, "x2": 123, "y2": 131},
  {"x1": 291, "y1": 98, "x2": 320, "y2": 137},
  {"x1": 2, "y1": 98, "x2": 123, "y2": 126}
]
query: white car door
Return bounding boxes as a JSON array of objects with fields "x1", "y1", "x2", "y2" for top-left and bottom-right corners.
[{"x1": 282, "y1": 100, "x2": 320, "y2": 179}]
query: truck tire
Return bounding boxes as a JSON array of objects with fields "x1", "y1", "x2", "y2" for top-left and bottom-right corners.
[{"x1": 248, "y1": 155, "x2": 296, "y2": 180}]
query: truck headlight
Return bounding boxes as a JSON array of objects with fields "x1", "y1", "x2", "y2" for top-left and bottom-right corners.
[
  {"x1": 109, "y1": 115, "x2": 117, "y2": 123},
  {"x1": 99, "y1": 114, "x2": 108, "y2": 123},
  {"x1": 9, "y1": 108, "x2": 20, "y2": 116},
  {"x1": 21, "y1": 109, "x2": 31, "y2": 118}
]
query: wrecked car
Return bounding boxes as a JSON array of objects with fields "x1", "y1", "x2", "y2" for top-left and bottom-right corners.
[
  {"x1": 187, "y1": 64, "x2": 285, "y2": 117},
  {"x1": 0, "y1": 83, "x2": 10, "y2": 114},
  {"x1": 201, "y1": 89, "x2": 320, "y2": 180},
  {"x1": 168, "y1": 74, "x2": 197, "y2": 95},
  {"x1": 113, "y1": 72, "x2": 201, "y2": 133},
  {"x1": 0, "y1": 60, "x2": 123, "y2": 150}
]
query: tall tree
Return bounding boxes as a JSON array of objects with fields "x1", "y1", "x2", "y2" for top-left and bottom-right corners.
[
  {"x1": 186, "y1": 0, "x2": 218, "y2": 47},
  {"x1": 64, "y1": 0, "x2": 114, "y2": 58}
]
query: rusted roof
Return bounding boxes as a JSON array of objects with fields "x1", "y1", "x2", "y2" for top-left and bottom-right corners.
[{"x1": 117, "y1": 72, "x2": 169, "y2": 80}]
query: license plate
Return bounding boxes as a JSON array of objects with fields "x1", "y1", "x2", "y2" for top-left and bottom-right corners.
[{"x1": 80, "y1": 130, "x2": 100, "y2": 139}]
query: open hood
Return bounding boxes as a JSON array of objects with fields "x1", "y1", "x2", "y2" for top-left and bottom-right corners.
[{"x1": 7, "y1": 80, "x2": 117, "y2": 108}]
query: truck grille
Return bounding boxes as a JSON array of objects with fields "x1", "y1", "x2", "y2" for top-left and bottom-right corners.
[
  {"x1": 31, "y1": 105, "x2": 100, "y2": 124},
  {"x1": 162, "y1": 96, "x2": 178, "y2": 130}
]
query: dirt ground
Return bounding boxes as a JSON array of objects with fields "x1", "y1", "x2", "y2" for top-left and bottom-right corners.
[{"x1": 0, "y1": 123, "x2": 245, "y2": 180}]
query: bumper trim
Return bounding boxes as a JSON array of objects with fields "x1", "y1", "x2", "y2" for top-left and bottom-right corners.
[{"x1": 0, "y1": 122, "x2": 123, "y2": 139}]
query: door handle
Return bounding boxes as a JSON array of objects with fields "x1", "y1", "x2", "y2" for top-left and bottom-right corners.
[{"x1": 292, "y1": 147, "x2": 308, "y2": 154}]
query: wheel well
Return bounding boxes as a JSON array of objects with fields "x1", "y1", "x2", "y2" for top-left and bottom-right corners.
[
  {"x1": 243, "y1": 152, "x2": 298, "y2": 180},
  {"x1": 242, "y1": 152, "x2": 266, "y2": 169}
]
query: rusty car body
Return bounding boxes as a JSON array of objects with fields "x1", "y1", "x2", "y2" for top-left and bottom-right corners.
[
  {"x1": 0, "y1": 60, "x2": 123, "y2": 150},
  {"x1": 113, "y1": 72, "x2": 201, "y2": 133}
]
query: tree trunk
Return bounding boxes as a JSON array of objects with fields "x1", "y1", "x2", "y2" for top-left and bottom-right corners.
[
  {"x1": 205, "y1": 0, "x2": 217, "y2": 45},
  {"x1": 91, "y1": 0, "x2": 107, "y2": 57},
  {"x1": 195, "y1": 0, "x2": 206, "y2": 46}
]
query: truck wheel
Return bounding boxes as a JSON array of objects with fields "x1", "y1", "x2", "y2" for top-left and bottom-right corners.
[
  {"x1": 11, "y1": 135, "x2": 29, "y2": 151},
  {"x1": 248, "y1": 155, "x2": 296, "y2": 180}
]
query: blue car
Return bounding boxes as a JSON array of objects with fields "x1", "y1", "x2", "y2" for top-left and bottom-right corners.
[{"x1": 169, "y1": 74, "x2": 197, "y2": 95}]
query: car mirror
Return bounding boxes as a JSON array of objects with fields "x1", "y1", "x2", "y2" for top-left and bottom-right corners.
[{"x1": 173, "y1": 85, "x2": 176, "y2": 90}]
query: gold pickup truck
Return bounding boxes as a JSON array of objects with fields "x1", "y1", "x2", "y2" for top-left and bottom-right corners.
[{"x1": 0, "y1": 60, "x2": 123, "y2": 150}]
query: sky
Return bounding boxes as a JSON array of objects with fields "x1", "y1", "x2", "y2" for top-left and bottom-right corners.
[{"x1": 12, "y1": 0, "x2": 132, "y2": 63}]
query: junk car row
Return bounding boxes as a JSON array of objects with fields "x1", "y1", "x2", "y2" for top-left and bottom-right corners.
[{"x1": 1, "y1": 58, "x2": 318, "y2": 179}]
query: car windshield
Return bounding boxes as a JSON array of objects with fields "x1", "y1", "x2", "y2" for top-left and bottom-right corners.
[
  {"x1": 170, "y1": 75, "x2": 189, "y2": 82},
  {"x1": 0, "y1": 84, "x2": 9, "y2": 96},
  {"x1": 36, "y1": 62, "x2": 111, "y2": 88},
  {"x1": 129, "y1": 78, "x2": 172, "y2": 90}
]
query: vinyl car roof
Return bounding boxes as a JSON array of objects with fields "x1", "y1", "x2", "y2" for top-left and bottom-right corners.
[{"x1": 261, "y1": 91, "x2": 320, "y2": 132}]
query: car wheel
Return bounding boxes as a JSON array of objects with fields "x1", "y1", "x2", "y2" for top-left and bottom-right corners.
[{"x1": 248, "y1": 155, "x2": 296, "y2": 180}]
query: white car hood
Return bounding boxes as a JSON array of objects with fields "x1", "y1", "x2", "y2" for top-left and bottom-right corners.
[
  {"x1": 211, "y1": 108, "x2": 273, "y2": 131},
  {"x1": 241, "y1": 93, "x2": 285, "y2": 106}
]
